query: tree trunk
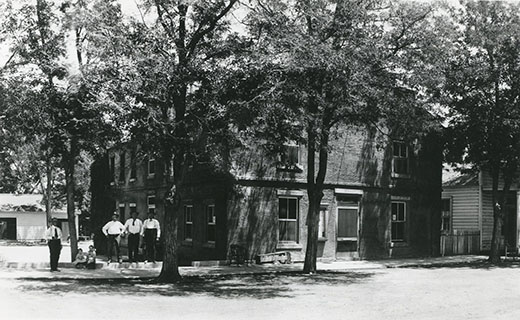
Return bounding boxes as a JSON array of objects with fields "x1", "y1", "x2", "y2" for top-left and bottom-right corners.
[
  {"x1": 158, "y1": 197, "x2": 181, "y2": 282},
  {"x1": 489, "y1": 166, "x2": 513, "y2": 264},
  {"x1": 64, "y1": 156, "x2": 78, "y2": 262},
  {"x1": 304, "y1": 192, "x2": 321, "y2": 273},
  {"x1": 303, "y1": 119, "x2": 330, "y2": 274},
  {"x1": 45, "y1": 158, "x2": 52, "y2": 225}
]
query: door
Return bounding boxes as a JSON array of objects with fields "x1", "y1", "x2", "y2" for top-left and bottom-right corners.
[{"x1": 337, "y1": 207, "x2": 359, "y2": 252}]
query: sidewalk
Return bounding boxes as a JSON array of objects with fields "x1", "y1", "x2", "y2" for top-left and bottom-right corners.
[{"x1": 0, "y1": 249, "x2": 488, "y2": 281}]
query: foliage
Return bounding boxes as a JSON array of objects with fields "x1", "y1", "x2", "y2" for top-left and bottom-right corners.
[{"x1": 442, "y1": 0, "x2": 520, "y2": 262}]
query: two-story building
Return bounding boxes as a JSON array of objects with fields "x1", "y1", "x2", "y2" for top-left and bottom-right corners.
[{"x1": 92, "y1": 127, "x2": 442, "y2": 265}]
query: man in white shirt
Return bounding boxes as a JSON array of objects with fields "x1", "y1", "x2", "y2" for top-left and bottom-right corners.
[
  {"x1": 102, "y1": 213, "x2": 125, "y2": 263},
  {"x1": 124, "y1": 211, "x2": 143, "y2": 263},
  {"x1": 141, "y1": 212, "x2": 161, "y2": 263},
  {"x1": 45, "y1": 218, "x2": 62, "y2": 272}
]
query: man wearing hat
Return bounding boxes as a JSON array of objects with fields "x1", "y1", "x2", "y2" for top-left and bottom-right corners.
[
  {"x1": 102, "y1": 213, "x2": 125, "y2": 263},
  {"x1": 45, "y1": 218, "x2": 62, "y2": 272},
  {"x1": 141, "y1": 211, "x2": 161, "y2": 263}
]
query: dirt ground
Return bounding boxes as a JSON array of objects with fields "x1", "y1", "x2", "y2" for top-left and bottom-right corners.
[{"x1": 2, "y1": 266, "x2": 520, "y2": 320}]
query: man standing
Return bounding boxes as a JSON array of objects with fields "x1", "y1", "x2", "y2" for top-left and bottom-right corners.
[
  {"x1": 102, "y1": 213, "x2": 125, "y2": 263},
  {"x1": 45, "y1": 218, "x2": 62, "y2": 272},
  {"x1": 141, "y1": 212, "x2": 160, "y2": 263},
  {"x1": 124, "y1": 211, "x2": 143, "y2": 264}
]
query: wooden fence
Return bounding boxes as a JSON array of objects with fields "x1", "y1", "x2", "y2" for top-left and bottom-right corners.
[{"x1": 440, "y1": 230, "x2": 480, "y2": 256}]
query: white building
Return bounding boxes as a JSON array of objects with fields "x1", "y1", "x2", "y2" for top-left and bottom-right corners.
[{"x1": 0, "y1": 194, "x2": 76, "y2": 241}]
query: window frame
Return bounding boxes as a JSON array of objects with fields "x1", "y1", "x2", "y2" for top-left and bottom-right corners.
[
  {"x1": 206, "y1": 204, "x2": 216, "y2": 244},
  {"x1": 118, "y1": 203, "x2": 126, "y2": 222},
  {"x1": 109, "y1": 155, "x2": 115, "y2": 183},
  {"x1": 147, "y1": 195, "x2": 156, "y2": 215},
  {"x1": 391, "y1": 201, "x2": 407, "y2": 242},
  {"x1": 441, "y1": 198, "x2": 452, "y2": 234},
  {"x1": 277, "y1": 143, "x2": 302, "y2": 172},
  {"x1": 318, "y1": 205, "x2": 328, "y2": 240},
  {"x1": 392, "y1": 141, "x2": 410, "y2": 177},
  {"x1": 119, "y1": 151, "x2": 126, "y2": 182},
  {"x1": 184, "y1": 204, "x2": 194, "y2": 241},
  {"x1": 148, "y1": 157, "x2": 156, "y2": 177},
  {"x1": 130, "y1": 150, "x2": 137, "y2": 181},
  {"x1": 278, "y1": 196, "x2": 299, "y2": 243}
]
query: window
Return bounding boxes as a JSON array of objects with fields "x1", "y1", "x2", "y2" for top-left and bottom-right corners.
[
  {"x1": 148, "y1": 158, "x2": 156, "y2": 176},
  {"x1": 279, "y1": 197, "x2": 299, "y2": 242},
  {"x1": 392, "y1": 142, "x2": 409, "y2": 175},
  {"x1": 119, "y1": 152, "x2": 125, "y2": 182},
  {"x1": 184, "y1": 205, "x2": 193, "y2": 240},
  {"x1": 206, "y1": 205, "x2": 216, "y2": 243},
  {"x1": 391, "y1": 202, "x2": 407, "y2": 241},
  {"x1": 129, "y1": 203, "x2": 137, "y2": 217},
  {"x1": 130, "y1": 150, "x2": 137, "y2": 180},
  {"x1": 318, "y1": 206, "x2": 328, "y2": 239},
  {"x1": 147, "y1": 196, "x2": 156, "y2": 215},
  {"x1": 441, "y1": 198, "x2": 451, "y2": 233},
  {"x1": 110, "y1": 156, "x2": 115, "y2": 182},
  {"x1": 118, "y1": 203, "x2": 125, "y2": 221},
  {"x1": 281, "y1": 145, "x2": 299, "y2": 166}
]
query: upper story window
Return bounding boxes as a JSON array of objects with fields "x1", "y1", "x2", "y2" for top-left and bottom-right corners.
[
  {"x1": 278, "y1": 197, "x2": 299, "y2": 243},
  {"x1": 130, "y1": 150, "x2": 137, "y2": 181},
  {"x1": 110, "y1": 156, "x2": 115, "y2": 183},
  {"x1": 278, "y1": 144, "x2": 302, "y2": 172},
  {"x1": 148, "y1": 158, "x2": 156, "y2": 177},
  {"x1": 392, "y1": 141, "x2": 410, "y2": 176},
  {"x1": 119, "y1": 152, "x2": 126, "y2": 182},
  {"x1": 441, "y1": 198, "x2": 451, "y2": 233}
]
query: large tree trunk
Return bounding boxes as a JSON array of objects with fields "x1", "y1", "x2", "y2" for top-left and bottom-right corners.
[
  {"x1": 158, "y1": 197, "x2": 181, "y2": 282},
  {"x1": 303, "y1": 120, "x2": 330, "y2": 274},
  {"x1": 64, "y1": 155, "x2": 78, "y2": 262},
  {"x1": 304, "y1": 192, "x2": 322, "y2": 273}
]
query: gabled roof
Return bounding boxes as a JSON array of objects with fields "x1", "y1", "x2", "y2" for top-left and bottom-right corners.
[
  {"x1": 443, "y1": 172, "x2": 479, "y2": 187},
  {"x1": 0, "y1": 194, "x2": 44, "y2": 212}
]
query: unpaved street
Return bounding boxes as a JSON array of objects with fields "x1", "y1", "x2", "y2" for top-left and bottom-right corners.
[{"x1": 2, "y1": 266, "x2": 520, "y2": 320}]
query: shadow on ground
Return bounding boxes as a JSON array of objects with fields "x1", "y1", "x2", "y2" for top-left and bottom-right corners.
[
  {"x1": 16, "y1": 271, "x2": 375, "y2": 299},
  {"x1": 399, "y1": 259, "x2": 520, "y2": 270}
]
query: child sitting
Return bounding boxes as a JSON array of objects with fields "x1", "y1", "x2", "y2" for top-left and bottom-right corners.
[
  {"x1": 73, "y1": 248, "x2": 87, "y2": 269},
  {"x1": 86, "y1": 245, "x2": 96, "y2": 269}
]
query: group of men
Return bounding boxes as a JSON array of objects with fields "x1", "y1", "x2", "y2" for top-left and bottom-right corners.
[
  {"x1": 102, "y1": 211, "x2": 161, "y2": 264},
  {"x1": 45, "y1": 211, "x2": 161, "y2": 272}
]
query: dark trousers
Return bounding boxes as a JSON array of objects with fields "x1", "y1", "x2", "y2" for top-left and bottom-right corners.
[
  {"x1": 107, "y1": 234, "x2": 120, "y2": 261},
  {"x1": 48, "y1": 239, "x2": 62, "y2": 271},
  {"x1": 128, "y1": 233, "x2": 140, "y2": 262},
  {"x1": 144, "y1": 229, "x2": 157, "y2": 262}
]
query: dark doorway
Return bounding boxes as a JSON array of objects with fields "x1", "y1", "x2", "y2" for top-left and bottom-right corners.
[{"x1": 0, "y1": 218, "x2": 17, "y2": 240}]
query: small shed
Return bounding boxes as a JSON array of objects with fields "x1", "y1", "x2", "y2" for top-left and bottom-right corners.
[{"x1": 0, "y1": 194, "x2": 72, "y2": 241}]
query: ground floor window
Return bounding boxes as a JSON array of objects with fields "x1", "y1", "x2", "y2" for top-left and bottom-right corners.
[
  {"x1": 318, "y1": 206, "x2": 328, "y2": 238},
  {"x1": 441, "y1": 198, "x2": 451, "y2": 233},
  {"x1": 184, "y1": 205, "x2": 193, "y2": 240},
  {"x1": 391, "y1": 201, "x2": 407, "y2": 241},
  {"x1": 206, "y1": 204, "x2": 216, "y2": 243},
  {"x1": 118, "y1": 203, "x2": 125, "y2": 221},
  {"x1": 147, "y1": 196, "x2": 156, "y2": 215},
  {"x1": 279, "y1": 197, "x2": 299, "y2": 242}
]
